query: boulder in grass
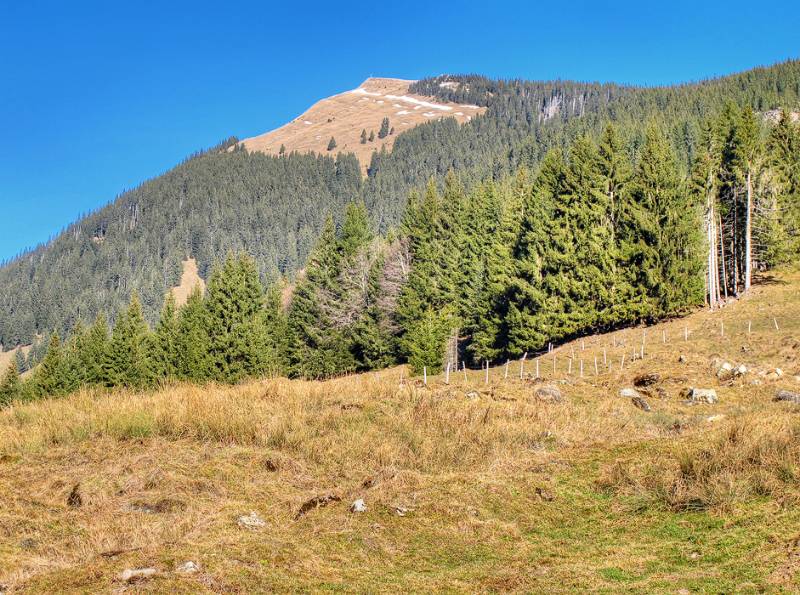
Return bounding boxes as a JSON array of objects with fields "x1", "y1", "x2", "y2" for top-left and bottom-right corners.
[
  {"x1": 774, "y1": 390, "x2": 800, "y2": 404},
  {"x1": 631, "y1": 396, "x2": 651, "y2": 412},
  {"x1": 176, "y1": 561, "x2": 200, "y2": 574},
  {"x1": 619, "y1": 387, "x2": 641, "y2": 399},
  {"x1": 350, "y1": 499, "x2": 367, "y2": 513},
  {"x1": 682, "y1": 387, "x2": 718, "y2": 404},
  {"x1": 534, "y1": 386, "x2": 562, "y2": 403},
  {"x1": 237, "y1": 511, "x2": 266, "y2": 529}
]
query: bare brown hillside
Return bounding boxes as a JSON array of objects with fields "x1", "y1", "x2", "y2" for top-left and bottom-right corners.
[{"x1": 239, "y1": 77, "x2": 485, "y2": 173}]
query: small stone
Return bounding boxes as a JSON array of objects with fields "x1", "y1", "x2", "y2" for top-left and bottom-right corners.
[
  {"x1": 465, "y1": 390, "x2": 480, "y2": 400},
  {"x1": 633, "y1": 373, "x2": 660, "y2": 387},
  {"x1": 176, "y1": 561, "x2": 200, "y2": 574},
  {"x1": 677, "y1": 589, "x2": 690, "y2": 595},
  {"x1": 119, "y1": 568, "x2": 158, "y2": 583},
  {"x1": 716, "y1": 362, "x2": 734, "y2": 380},
  {"x1": 619, "y1": 387, "x2": 641, "y2": 399},
  {"x1": 774, "y1": 390, "x2": 800, "y2": 404},
  {"x1": 19, "y1": 537, "x2": 37, "y2": 549},
  {"x1": 682, "y1": 388, "x2": 717, "y2": 404},
  {"x1": 393, "y1": 506, "x2": 409, "y2": 517},
  {"x1": 733, "y1": 364, "x2": 747, "y2": 377},
  {"x1": 678, "y1": 354, "x2": 687, "y2": 363},
  {"x1": 706, "y1": 414, "x2": 725, "y2": 422},
  {"x1": 237, "y1": 511, "x2": 266, "y2": 529},
  {"x1": 631, "y1": 396, "x2": 651, "y2": 412},
  {"x1": 350, "y1": 498, "x2": 367, "y2": 513},
  {"x1": 534, "y1": 386, "x2": 562, "y2": 402},
  {"x1": 794, "y1": 376, "x2": 800, "y2": 384},
  {"x1": 689, "y1": 551, "x2": 701, "y2": 560},
  {"x1": 776, "y1": 368, "x2": 784, "y2": 377}
]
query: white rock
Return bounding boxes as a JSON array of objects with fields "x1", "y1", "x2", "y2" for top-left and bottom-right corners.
[
  {"x1": 619, "y1": 388, "x2": 641, "y2": 399},
  {"x1": 176, "y1": 561, "x2": 200, "y2": 574},
  {"x1": 733, "y1": 364, "x2": 747, "y2": 376},
  {"x1": 350, "y1": 498, "x2": 367, "y2": 513},
  {"x1": 238, "y1": 511, "x2": 266, "y2": 529},
  {"x1": 706, "y1": 414, "x2": 726, "y2": 422},
  {"x1": 685, "y1": 388, "x2": 718, "y2": 404},
  {"x1": 394, "y1": 506, "x2": 409, "y2": 517},
  {"x1": 120, "y1": 568, "x2": 158, "y2": 583},
  {"x1": 719, "y1": 362, "x2": 733, "y2": 372},
  {"x1": 776, "y1": 368, "x2": 784, "y2": 377}
]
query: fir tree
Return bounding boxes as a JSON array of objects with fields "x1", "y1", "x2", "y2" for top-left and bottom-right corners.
[
  {"x1": 378, "y1": 117, "x2": 390, "y2": 139},
  {"x1": 176, "y1": 286, "x2": 214, "y2": 381},
  {"x1": 205, "y1": 254, "x2": 270, "y2": 383},
  {"x1": 406, "y1": 307, "x2": 452, "y2": 375},
  {"x1": 0, "y1": 360, "x2": 21, "y2": 407},
  {"x1": 368, "y1": 130, "x2": 375, "y2": 142},
  {"x1": 360, "y1": 129, "x2": 367, "y2": 144},
  {"x1": 33, "y1": 333, "x2": 72, "y2": 397},
  {"x1": 327, "y1": 137, "x2": 337, "y2": 151},
  {"x1": 105, "y1": 294, "x2": 154, "y2": 388},
  {"x1": 152, "y1": 293, "x2": 180, "y2": 380},
  {"x1": 81, "y1": 312, "x2": 110, "y2": 386}
]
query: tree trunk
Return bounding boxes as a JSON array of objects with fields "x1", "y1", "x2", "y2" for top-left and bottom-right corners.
[
  {"x1": 744, "y1": 168, "x2": 753, "y2": 291},
  {"x1": 719, "y1": 214, "x2": 728, "y2": 301},
  {"x1": 706, "y1": 181, "x2": 718, "y2": 310}
]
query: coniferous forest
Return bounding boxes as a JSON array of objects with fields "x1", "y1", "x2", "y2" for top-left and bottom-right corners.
[{"x1": 1, "y1": 61, "x2": 800, "y2": 403}]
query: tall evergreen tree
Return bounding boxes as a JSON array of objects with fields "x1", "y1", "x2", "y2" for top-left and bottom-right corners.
[
  {"x1": 152, "y1": 293, "x2": 180, "y2": 380},
  {"x1": 0, "y1": 360, "x2": 21, "y2": 407},
  {"x1": 105, "y1": 294, "x2": 154, "y2": 388},
  {"x1": 33, "y1": 333, "x2": 73, "y2": 397},
  {"x1": 204, "y1": 254, "x2": 270, "y2": 383},
  {"x1": 176, "y1": 286, "x2": 214, "y2": 381},
  {"x1": 378, "y1": 117, "x2": 390, "y2": 139}
]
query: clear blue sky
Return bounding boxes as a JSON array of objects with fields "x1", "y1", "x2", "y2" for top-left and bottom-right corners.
[{"x1": 1, "y1": 0, "x2": 798, "y2": 262}]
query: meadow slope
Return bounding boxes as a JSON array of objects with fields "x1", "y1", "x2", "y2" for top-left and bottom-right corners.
[{"x1": 1, "y1": 269, "x2": 800, "y2": 593}]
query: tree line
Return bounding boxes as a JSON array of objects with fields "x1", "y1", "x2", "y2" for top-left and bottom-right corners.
[
  {"x1": 2, "y1": 61, "x2": 799, "y2": 354},
  {"x1": 2, "y1": 107, "x2": 797, "y2": 405}
]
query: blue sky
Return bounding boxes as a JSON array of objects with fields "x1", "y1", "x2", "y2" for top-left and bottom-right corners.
[{"x1": 1, "y1": 0, "x2": 798, "y2": 261}]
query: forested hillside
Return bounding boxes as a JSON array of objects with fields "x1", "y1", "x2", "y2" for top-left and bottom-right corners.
[{"x1": 1, "y1": 60, "x2": 799, "y2": 356}]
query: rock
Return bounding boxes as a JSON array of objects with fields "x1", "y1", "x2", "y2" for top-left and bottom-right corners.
[
  {"x1": 120, "y1": 568, "x2": 158, "y2": 583},
  {"x1": 654, "y1": 387, "x2": 669, "y2": 399},
  {"x1": 794, "y1": 376, "x2": 800, "y2": 385},
  {"x1": 237, "y1": 511, "x2": 266, "y2": 529},
  {"x1": 350, "y1": 499, "x2": 367, "y2": 513},
  {"x1": 706, "y1": 414, "x2": 726, "y2": 422},
  {"x1": 716, "y1": 361, "x2": 734, "y2": 380},
  {"x1": 733, "y1": 364, "x2": 747, "y2": 377},
  {"x1": 619, "y1": 387, "x2": 641, "y2": 399},
  {"x1": 534, "y1": 386, "x2": 562, "y2": 402},
  {"x1": 776, "y1": 368, "x2": 784, "y2": 377},
  {"x1": 678, "y1": 354, "x2": 687, "y2": 363},
  {"x1": 176, "y1": 561, "x2": 200, "y2": 574},
  {"x1": 393, "y1": 506, "x2": 409, "y2": 517},
  {"x1": 633, "y1": 373, "x2": 660, "y2": 387},
  {"x1": 774, "y1": 390, "x2": 800, "y2": 404},
  {"x1": 631, "y1": 396, "x2": 651, "y2": 412},
  {"x1": 465, "y1": 390, "x2": 480, "y2": 400},
  {"x1": 682, "y1": 387, "x2": 718, "y2": 404}
]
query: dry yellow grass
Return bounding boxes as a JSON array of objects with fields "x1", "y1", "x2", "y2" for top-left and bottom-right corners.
[
  {"x1": 170, "y1": 258, "x2": 205, "y2": 307},
  {"x1": 1, "y1": 269, "x2": 800, "y2": 592}
]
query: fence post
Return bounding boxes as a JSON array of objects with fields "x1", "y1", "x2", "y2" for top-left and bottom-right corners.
[
  {"x1": 445, "y1": 361, "x2": 451, "y2": 385},
  {"x1": 520, "y1": 352, "x2": 527, "y2": 379},
  {"x1": 484, "y1": 360, "x2": 489, "y2": 385},
  {"x1": 423, "y1": 366, "x2": 427, "y2": 386}
]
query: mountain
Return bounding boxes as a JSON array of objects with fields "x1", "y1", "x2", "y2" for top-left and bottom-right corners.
[
  {"x1": 240, "y1": 77, "x2": 485, "y2": 173},
  {"x1": 1, "y1": 60, "x2": 799, "y2": 352}
]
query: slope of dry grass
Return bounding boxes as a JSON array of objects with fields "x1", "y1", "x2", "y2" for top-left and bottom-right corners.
[{"x1": 1, "y1": 269, "x2": 799, "y2": 593}]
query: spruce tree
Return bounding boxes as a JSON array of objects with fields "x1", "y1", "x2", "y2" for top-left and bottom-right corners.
[
  {"x1": 152, "y1": 293, "x2": 180, "y2": 380},
  {"x1": 327, "y1": 137, "x2": 337, "y2": 151},
  {"x1": 176, "y1": 286, "x2": 213, "y2": 381},
  {"x1": 33, "y1": 333, "x2": 72, "y2": 397},
  {"x1": 406, "y1": 307, "x2": 452, "y2": 375},
  {"x1": 0, "y1": 360, "x2": 21, "y2": 407},
  {"x1": 81, "y1": 312, "x2": 110, "y2": 386},
  {"x1": 378, "y1": 117, "x2": 390, "y2": 139},
  {"x1": 262, "y1": 282, "x2": 290, "y2": 376},
  {"x1": 368, "y1": 130, "x2": 375, "y2": 142},
  {"x1": 360, "y1": 129, "x2": 367, "y2": 144},
  {"x1": 506, "y1": 150, "x2": 564, "y2": 353},
  {"x1": 105, "y1": 294, "x2": 154, "y2": 388},
  {"x1": 205, "y1": 254, "x2": 270, "y2": 383}
]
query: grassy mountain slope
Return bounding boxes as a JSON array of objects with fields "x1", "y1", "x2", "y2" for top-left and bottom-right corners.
[
  {"x1": 1, "y1": 60, "x2": 799, "y2": 350},
  {"x1": 1, "y1": 267, "x2": 799, "y2": 591}
]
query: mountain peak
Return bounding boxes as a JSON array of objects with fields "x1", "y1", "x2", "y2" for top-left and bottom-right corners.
[{"x1": 239, "y1": 77, "x2": 483, "y2": 173}]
